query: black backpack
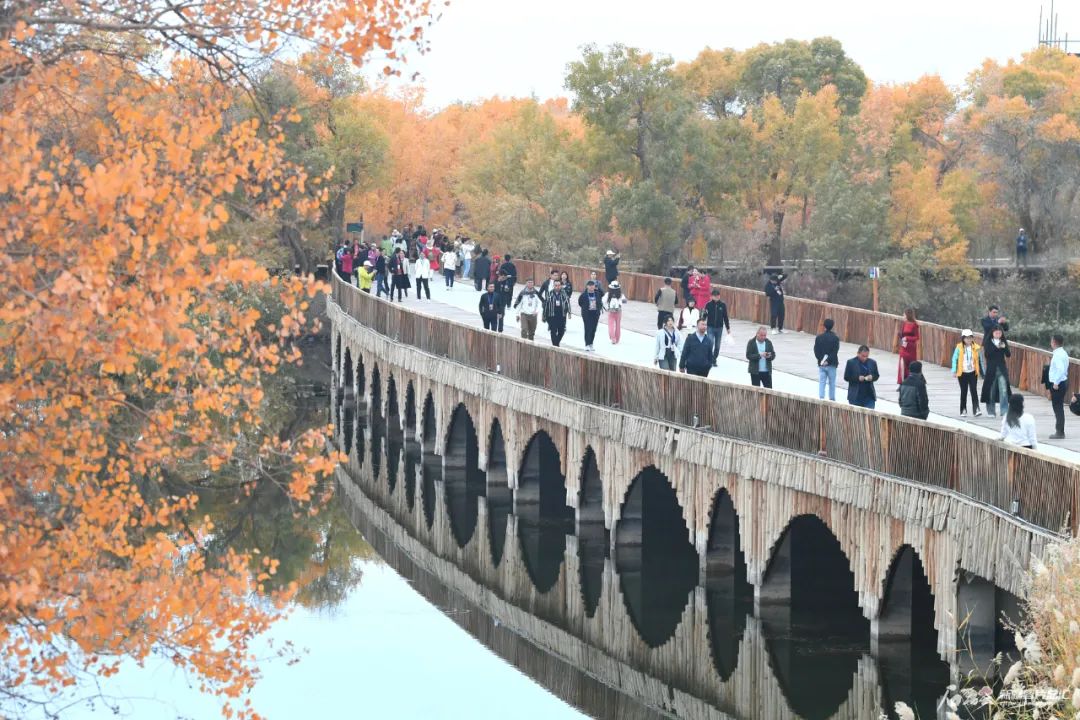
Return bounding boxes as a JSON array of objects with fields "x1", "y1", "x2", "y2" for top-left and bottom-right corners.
[{"x1": 1070, "y1": 393, "x2": 1080, "y2": 416}]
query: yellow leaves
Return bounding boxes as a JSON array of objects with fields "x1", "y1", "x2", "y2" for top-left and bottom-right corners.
[{"x1": 1038, "y1": 113, "x2": 1080, "y2": 143}]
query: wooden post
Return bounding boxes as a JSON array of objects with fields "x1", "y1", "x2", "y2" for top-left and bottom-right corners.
[{"x1": 872, "y1": 275, "x2": 879, "y2": 313}]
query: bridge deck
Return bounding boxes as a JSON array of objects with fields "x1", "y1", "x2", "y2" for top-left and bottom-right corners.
[{"x1": 384, "y1": 280, "x2": 1078, "y2": 461}]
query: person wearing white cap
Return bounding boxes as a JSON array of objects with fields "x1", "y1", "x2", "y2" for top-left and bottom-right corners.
[
  {"x1": 950, "y1": 329, "x2": 984, "y2": 417},
  {"x1": 603, "y1": 280, "x2": 627, "y2": 344},
  {"x1": 356, "y1": 260, "x2": 375, "y2": 293},
  {"x1": 1016, "y1": 228, "x2": 1029, "y2": 267},
  {"x1": 603, "y1": 249, "x2": 620, "y2": 284}
]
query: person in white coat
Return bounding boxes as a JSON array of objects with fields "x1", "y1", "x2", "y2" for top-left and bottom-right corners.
[
  {"x1": 414, "y1": 254, "x2": 432, "y2": 300},
  {"x1": 677, "y1": 297, "x2": 701, "y2": 336},
  {"x1": 513, "y1": 279, "x2": 542, "y2": 341},
  {"x1": 441, "y1": 247, "x2": 458, "y2": 287},
  {"x1": 654, "y1": 316, "x2": 683, "y2": 371}
]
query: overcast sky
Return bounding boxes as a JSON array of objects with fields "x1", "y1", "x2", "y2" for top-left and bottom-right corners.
[{"x1": 372, "y1": 0, "x2": 1075, "y2": 108}]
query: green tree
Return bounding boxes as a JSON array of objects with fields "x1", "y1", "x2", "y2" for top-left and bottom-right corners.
[
  {"x1": 739, "y1": 37, "x2": 868, "y2": 115},
  {"x1": 805, "y1": 164, "x2": 889, "y2": 269}
]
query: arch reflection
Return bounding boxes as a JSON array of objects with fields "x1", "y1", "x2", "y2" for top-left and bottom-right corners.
[{"x1": 516, "y1": 431, "x2": 570, "y2": 594}]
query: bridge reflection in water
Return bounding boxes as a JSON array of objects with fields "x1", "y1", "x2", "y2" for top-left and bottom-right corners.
[{"x1": 332, "y1": 382, "x2": 963, "y2": 720}]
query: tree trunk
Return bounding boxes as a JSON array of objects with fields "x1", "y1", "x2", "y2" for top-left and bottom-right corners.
[
  {"x1": 635, "y1": 97, "x2": 650, "y2": 180},
  {"x1": 767, "y1": 207, "x2": 785, "y2": 266},
  {"x1": 327, "y1": 191, "x2": 347, "y2": 249},
  {"x1": 279, "y1": 224, "x2": 312, "y2": 276}
]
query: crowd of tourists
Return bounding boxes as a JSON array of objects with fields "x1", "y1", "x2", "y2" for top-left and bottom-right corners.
[{"x1": 335, "y1": 228, "x2": 1076, "y2": 449}]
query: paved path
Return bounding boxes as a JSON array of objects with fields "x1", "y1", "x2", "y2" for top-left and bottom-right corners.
[{"x1": 383, "y1": 278, "x2": 1078, "y2": 462}]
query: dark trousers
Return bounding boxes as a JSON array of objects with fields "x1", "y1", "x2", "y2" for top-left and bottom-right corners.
[
  {"x1": 1051, "y1": 385, "x2": 1067, "y2": 435},
  {"x1": 1016, "y1": 248, "x2": 1028, "y2": 267},
  {"x1": 416, "y1": 278, "x2": 430, "y2": 299},
  {"x1": 443, "y1": 269, "x2": 455, "y2": 287},
  {"x1": 474, "y1": 276, "x2": 484, "y2": 291},
  {"x1": 685, "y1": 366, "x2": 710, "y2": 378},
  {"x1": 548, "y1": 317, "x2": 566, "y2": 347},
  {"x1": 657, "y1": 310, "x2": 673, "y2": 329},
  {"x1": 375, "y1": 272, "x2": 388, "y2": 297},
  {"x1": 750, "y1": 372, "x2": 773, "y2": 388},
  {"x1": 481, "y1": 314, "x2": 502, "y2": 332},
  {"x1": 958, "y1": 372, "x2": 980, "y2": 412},
  {"x1": 770, "y1": 302, "x2": 785, "y2": 331},
  {"x1": 582, "y1": 313, "x2": 600, "y2": 346}
]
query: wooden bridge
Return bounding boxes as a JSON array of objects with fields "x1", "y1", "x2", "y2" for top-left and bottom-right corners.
[{"x1": 327, "y1": 270, "x2": 1077, "y2": 681}]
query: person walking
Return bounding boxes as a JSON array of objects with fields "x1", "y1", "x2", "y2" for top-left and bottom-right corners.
[
  {"x1": 499, "y1": 254, "x2": 518, "y2": 296},
  {"x1": 702, "y1": 289, "x2": 731, "y2": 367},
  {"x1": 538, "y1": 269, "x2": 560, "y2": 302},
  {"x1": 1000, "y1": 394, "x2": 1037, "y2": 449},
  {"x1": 441, "y1": 246, "x2": 458, "y2": 287},
  {"x1": 897, "y1": 308, "x2": 920, "y2": 385},
  {"x1": 461, "y1": 238, "x2": 475, "y2": 280},
  {"x1": 981, "y1": 326, "x2": 1011, "y2": 417},
  {"x1": 680, "y1": 266, "x2": 694, "y2": 307},
  {"x1": 559, "y1": 271, "x2": 573, "y2": 298},
  {"x1": 588, "y1": 270, "x2": 606, "y2": 295},
  {"x1": 844, "y1": 345, "x2": 879, "y2": 409},
  {"x1": 603, "y1": 249, "x2": 620, "y2": 283},
  {"x1": 746, "y1": 326, "x2": 776, "y2": 388},
  {"x1": 899, "y1": 361, "x2": 930, "y2": 420},
  {"x1": 542, "y1": 279, "x2": 570, "y2": 347},
  {"x1": 578, "y1": 280, "x2": 604, "y2": 352},
  {"x1": 414, "y1": 252, "x2": 432, "y2": 300},
  {"x1": 951, "y1": 329, "x2": 984, "y2": 417},
  {"x1": 1015, "y1": 228, "x2": 1029, "y2": 268},
  {"x1": 473, "y1": 249, "x2": 492, "y2": 292},
  {"x1": 356, "y1": 260, "x2": 375, "y2": 293},
  {"x1": 513, "y1": 279, "x2": 542, "y2": 341},
  {"x1": 654, "y1": 277, "x2": 678, "y2": 329},
  {"x1": 495, "y1": 271, "x2": 515, "y2": 315},
  {"x1": 814, "y1": 318, "x2": 840, "y2": 400},
  {"x1": 339, "y1": 243, "x2": 354, "y2": 283},
  {"x1": 679, "y1": 318, "x2": 714, "y2": 377},
  {"x1": 1048, "y1": 333, "x2": 1070, "y2": 439},
  {"x1": 478, "y1": 282, "x2": 505, "y2": 332},
  {"x1": 373, "y1": 247, "x2": 389, "y2": 298},
  {"x1": 654, "y1": 317, "x2": 682, "y2": 371},
  {"x1": 389, "y1": 248, "x2": 409, "y2": 302},
  {"x1": 765, "y1": 273, "x2": 786, "y2": 334},
  {"x1": 603, "y1": 281, "x2": 627, "y2": 345},
  {"x1": 980, "y1": 305, "x2": 1009, "y2": 347},
  {"x1": 677, "y1": 297, "x2": 701, "y2": 336}
]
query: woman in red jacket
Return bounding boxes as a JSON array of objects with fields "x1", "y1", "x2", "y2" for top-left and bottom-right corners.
[
  {"x1": 689, "y1": 269, "x2": 711, "y2": 310},
  {"x1": 897, "y1": 308, "x2": 920, "y2": 385}
]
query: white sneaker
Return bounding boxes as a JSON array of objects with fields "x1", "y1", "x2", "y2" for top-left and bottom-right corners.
[
  {"x1": 974, "y1": 409, "x2": 982, "y2": 417},
  {"x1": 960, "y1": 410, "x2": 968, "y2": 417}
]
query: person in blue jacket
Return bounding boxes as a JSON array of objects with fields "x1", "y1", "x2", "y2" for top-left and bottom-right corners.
[
  {"x1": 844, "y1": 345, "x2": 880, "y2": 409},
  {"x1": 679, "y1": 318, "x2": 714, "y2": 378}
]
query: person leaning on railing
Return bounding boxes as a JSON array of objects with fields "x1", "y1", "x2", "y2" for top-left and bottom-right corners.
[{"x1": 1000, "y1": 394, "x2": 1037, "y2": 449}]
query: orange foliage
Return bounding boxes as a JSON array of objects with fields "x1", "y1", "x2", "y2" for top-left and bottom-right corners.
[{"x1": 0, "y1": 0, "x2": 435, "y2": 715}]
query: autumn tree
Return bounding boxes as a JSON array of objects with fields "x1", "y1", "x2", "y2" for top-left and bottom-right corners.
[
  {"x1": 962, "y1": 48, "x2": 1080, "y2": 256},
  {"x1": 0, "y1": 0, "x2": 436, "y2": 716}
]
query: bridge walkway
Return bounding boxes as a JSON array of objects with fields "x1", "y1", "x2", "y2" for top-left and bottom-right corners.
[{"x1": 381, "y1": 279, "x2": 1079, "y2": 461}]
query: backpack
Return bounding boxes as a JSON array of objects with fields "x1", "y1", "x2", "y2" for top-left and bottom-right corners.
[{"x1": 1071, "y1": 393, "x2": 1080, "y2": 416}]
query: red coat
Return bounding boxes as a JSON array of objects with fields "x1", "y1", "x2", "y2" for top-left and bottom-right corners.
[
  {"x1": 897, "y1": 321, "x2": 920, "y2": 382},
  {"x1": 689, "y1": 274, "x2": 711, "y2": 310}
]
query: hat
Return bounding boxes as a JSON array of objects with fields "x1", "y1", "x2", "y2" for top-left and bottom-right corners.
[
  {"x1": 961, "y1": 328, "x2": 973, "y2": 338},
  {"x1": 586, "y1": 279, "x2": 596, "y2": 286},
  {"x1": 609, "y1": 280, "x2": 620, "y2": 289},
  {"x1": 606, "y1": 250, "x2": 615, "y2": 255},
  {"x1": 363, "y1": 261, "x2": 372, "y2": 267}
]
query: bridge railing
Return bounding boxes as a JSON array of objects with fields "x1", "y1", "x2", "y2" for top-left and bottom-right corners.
[
  {"x1": 510, "y1": 260, "x2": 1080, "y2": 401},
  {"x1": 332, "y1": 274, "x2": 1079, "y2": 536}
]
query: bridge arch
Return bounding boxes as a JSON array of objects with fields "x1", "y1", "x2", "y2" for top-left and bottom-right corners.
[
  {"x1": 404, "y1": 381, "x2": 416, "y2": 439},
  {"x1": 443, "y1": 403, "x2": 484, "y2": 548},
  {"x1": 386, "y1": 374, "x2": 400, "y2": 427},
  {"x1": 577, "y1": 447, "x2": 604, "y2": 527},
  {"x1": 421, "y1": 391, "x2": 436, "y2": 446},
  {"x1": 614, "y1": 465, "x2": 698, "y2": 648},
  {"x1": 369, "y1": 364, "x2": 382, "y2": 415},
  {"x1": 334, "y1": 333, "x2": 342, "y2": 378},
  {"x1": 758, "y1": 514, "x2": 868, "y2": 718},
  {"x1": 486, "y1": 420, "x2": 511, "y2": 567},
  {"x1": 516, "y1": 430, "x2": 570, "y2": 594},
  {"x1": 354, "y1": 354, "x2": 366, "y2": 405}
]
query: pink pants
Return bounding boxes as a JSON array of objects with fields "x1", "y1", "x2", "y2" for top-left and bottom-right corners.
[{"x1": 608, "y1": 312, "x2": 622, "y2": 343}]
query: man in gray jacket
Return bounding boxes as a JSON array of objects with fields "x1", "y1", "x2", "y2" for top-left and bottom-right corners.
[{"x1": 654, "y1": 277, "x2": 678, "y2": 329}]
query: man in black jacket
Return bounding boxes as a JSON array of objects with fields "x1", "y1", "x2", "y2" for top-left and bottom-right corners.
[
  {"x1": 702, "y1": 289, "x2": 730, "y2": 367},
  {"x1": 478, "y1": 282, "x2": 505, "y2": 332},
  {"x1": 745, "y1": 326, "x2": 776, "y2": 387},
  {"x1": 899, "y1": 361, "x2": 930, "y2": 419},
  {"x1": 577, "y1": 280, "x2": 603, "y2": 351},
  {"x1": 603, "y1": 250, "x2": 620, "y2": 283},
  {"x1": 813, "y1": 318, "x2": 841, "y2": 400},
  {"x1": 843, "y1": 345, "x2": 880, "y2": 409},
  {"x1": 765, "y1": 273, "x2": 785, "y2": 333},
  {"x1": 542, "y1": 279, "x2": 570, "y2": 347},
  {"x1": 498, "y1": 254, "x2": 518, "y2": 297},
  {"x1": 679, "y1": 318, "x2": 714, "y2": 377},
  {"x1": 472, "y1": 249, "x2": 492, "y2": 292},
  {"x1": 980, "y1": 305, "x2": 1009, "y2": 346}
]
